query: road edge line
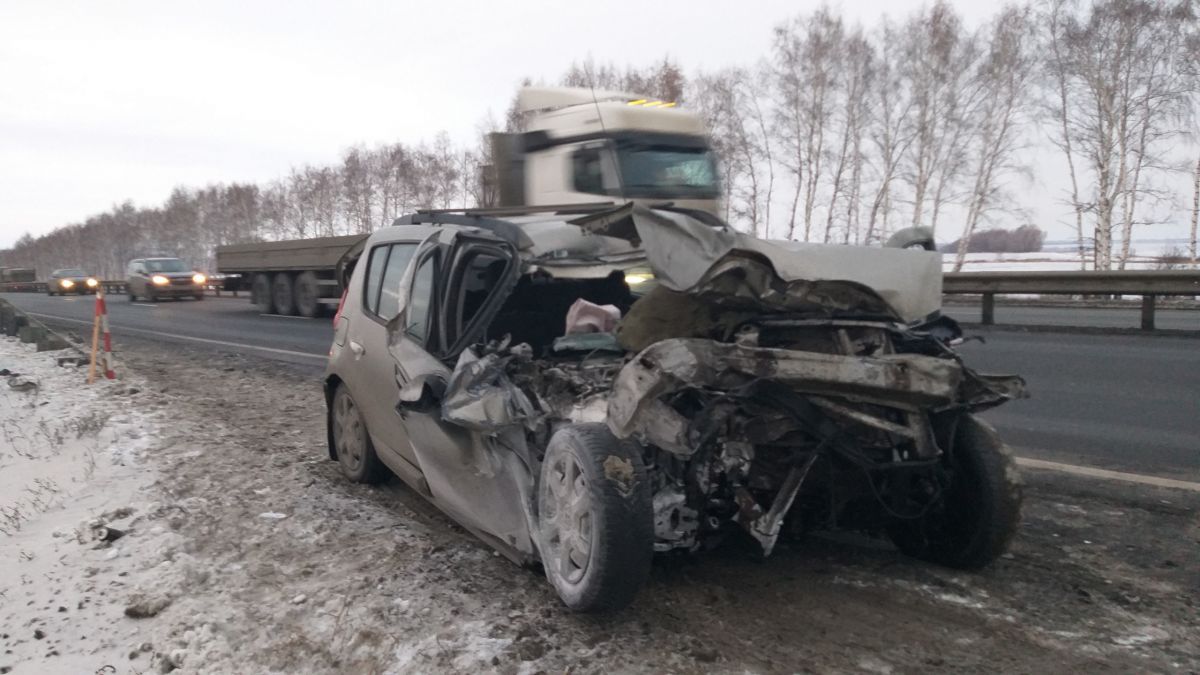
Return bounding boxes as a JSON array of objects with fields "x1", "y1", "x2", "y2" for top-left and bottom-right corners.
[
  {"x1": 25, "y1": 312, "x2": 327, "y2": 361},
  {"x1": 1016, "y1": 457, "x2": 1200, "y2": 493}
]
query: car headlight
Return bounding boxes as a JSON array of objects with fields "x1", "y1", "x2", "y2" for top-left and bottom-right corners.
[
  {"x1": 60, "y1": 279, "x2": 74, "y2": 288},
  {"x1": 193, "y1": 273, "x2": 207, "y2": 284},
  {"x1": 86, "y1": 278, "x2": 98, "y2": 287},
  {"x1": 151, "y1": 275, "x2": 170, "y2": 285},
  {"x1": 624, "y1": 272, "x2": 654, "y2": 286}
]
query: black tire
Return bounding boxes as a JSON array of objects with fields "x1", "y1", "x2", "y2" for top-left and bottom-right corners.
[
  {"x1": 272, "y1": 272, "x2": 296, "y2": 316},
  {"x1": 889, "y1": 414, "x2": 1022, "y2": 569},
  {"x1": 252, "y1": 274, "x2": 275, "y2": 313},
  {"x1": 194, "y1": 293, "x2": 205, "y2": 301},
  {"x1": 146, "y1": 290, "x2": 158, "y2": 302},
  {"x1": 537, "y1": 423, "x2": 653, "y2": 612},
  {"x1": 128, "y1": 288, "x2": 136, "y2": 301},
  {"x1": 329, "y1": 385, "x2": 388, "y2": 484},
  {"x1": 47, "y1": 290, "x2": 55, "y2": 297},
  {"x1": 294, "y1": 271, "x2": 321, "y2": 318}
]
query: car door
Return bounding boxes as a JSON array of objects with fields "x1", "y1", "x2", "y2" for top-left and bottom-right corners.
[
  {"x1": 343, "y1": 239, "x2": 425, "y2": 472},
  {"x1": 388, "y1": 231, "x2": 534, "y2": 554}
]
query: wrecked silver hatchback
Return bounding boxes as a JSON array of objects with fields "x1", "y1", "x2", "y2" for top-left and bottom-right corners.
[{"x1": 325, "y1": 204, "x2": 1025, "y2": 612}]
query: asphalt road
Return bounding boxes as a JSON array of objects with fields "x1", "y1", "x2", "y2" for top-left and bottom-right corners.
[
  {"x1": 5, "y1": 291, "x2": 1197, "y2": 481},
  {"x1": 945, "y1": 303, "x2": 1200, "y2": 330}
]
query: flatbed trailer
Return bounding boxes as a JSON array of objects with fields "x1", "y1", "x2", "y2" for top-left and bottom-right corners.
[{"x1": 215, "y1": 234, "x2": 367, "y2": 317}]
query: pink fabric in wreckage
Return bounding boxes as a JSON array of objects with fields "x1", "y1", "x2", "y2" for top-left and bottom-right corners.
[{"x1": 564, "y1": 298, "x2": 621, "y2": 334}]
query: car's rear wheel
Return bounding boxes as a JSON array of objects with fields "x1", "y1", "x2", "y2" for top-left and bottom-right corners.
[
  {"x1": 537, "y1": 424, "x2": 653, "y2": 612},
  {"x1": 888, "y1": 414, "x2": 1022, "y2": 569},
  {"x1": 194, "y1": 293, "x2": 205, "y2": 301},
  {"x1": 331, "y1": 385, "x2": 387, "y2": 484}
]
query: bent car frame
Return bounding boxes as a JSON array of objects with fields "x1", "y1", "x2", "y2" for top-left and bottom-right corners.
[{"x1": 324, "y1": 203, "x2": 1026, "y2": 611}]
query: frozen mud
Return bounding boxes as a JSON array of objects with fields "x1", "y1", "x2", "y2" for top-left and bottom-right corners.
[{"x1": 2, "y1": 335, "x2": 1197, "y2": 673}]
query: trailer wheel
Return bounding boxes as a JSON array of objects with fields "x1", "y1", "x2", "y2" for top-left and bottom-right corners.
[
  {"x1": 272, "y1": 273, "x2": 296, "y2": 316},
  {"x1": 294, "y1": 271, "x2": 321, "y2": 318},
  {"x1": 252, "y1": 274, "x2": 274, "y2": 314}
]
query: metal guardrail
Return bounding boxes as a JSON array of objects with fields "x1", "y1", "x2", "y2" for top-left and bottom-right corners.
[
  {"x1": 943, "y1": 270, "x2": 1200, "y2": 330},
  {"x1": 6, "y1": 271, "x2": 1197, "y2": 330}
]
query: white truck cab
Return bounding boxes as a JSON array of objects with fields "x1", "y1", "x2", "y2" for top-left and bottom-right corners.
[{"x1": 490, "y1": 87, "x2": 722, "y2": 216}]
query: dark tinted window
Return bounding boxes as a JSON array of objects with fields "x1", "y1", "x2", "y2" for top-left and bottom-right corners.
[
  {"x1": 377, "y1": 244, "x2": 418, "y2": 321},
  {"x1": 572, "y1": 148, "x2": 605, "y2": 194},
  {"x1": 406, "y1": 257, "x2": 437, "y2": 344},
  {"x1": 363, "y1": 245, "x2": 389, "y2": 315},
  {"x1": 449, "y1": 250, "x2": 506, "y2": 344},
  {"x1": 144, "y1": 259, "x2": 187, "y2": 273}
]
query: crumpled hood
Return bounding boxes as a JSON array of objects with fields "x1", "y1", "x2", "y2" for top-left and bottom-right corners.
[{"x1": 629, "y1": 207, "x2": 943, "y2": 324}]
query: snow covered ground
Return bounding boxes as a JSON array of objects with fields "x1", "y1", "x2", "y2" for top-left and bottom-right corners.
[
  {"x1": 0, "y1": 335, "x2": 161, "y2": 672},
  {"x1": 945, "y1": 250, "x2": 1198, "y2": 273},
  {"x1": 3, "y1": 330, "x2": 1198, "y2": 673}
]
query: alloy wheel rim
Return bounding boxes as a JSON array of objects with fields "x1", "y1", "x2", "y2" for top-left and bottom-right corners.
[
  {"x1": 335, "y1": 393, "x2": 364, "y2": 471},
  {"x1": 542, "y1": 452, "x2": 593, "y2": 585}
]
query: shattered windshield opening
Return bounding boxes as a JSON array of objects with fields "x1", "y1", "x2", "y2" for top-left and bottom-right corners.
[{"x1": 616, "y1": 144, "x2": 719, "y2": 199}]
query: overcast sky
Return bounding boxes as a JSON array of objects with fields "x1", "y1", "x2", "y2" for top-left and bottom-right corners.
[{"x1": 0, "y1": 1, "x2": 1187, "y2": 248}]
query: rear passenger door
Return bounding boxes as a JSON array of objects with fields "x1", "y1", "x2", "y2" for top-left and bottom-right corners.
[{"x1": 348, "y1": 240, "x2": 423, "y2": 468}]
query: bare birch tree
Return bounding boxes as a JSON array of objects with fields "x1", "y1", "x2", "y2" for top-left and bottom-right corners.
[{"x1": 953, "y1": 7, "x2": 1037, "y2": 271}]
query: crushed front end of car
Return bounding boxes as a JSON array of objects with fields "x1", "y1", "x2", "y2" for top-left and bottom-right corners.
[{"x1": 438, "y1": 205, "x2": 1026, "y2": 609}]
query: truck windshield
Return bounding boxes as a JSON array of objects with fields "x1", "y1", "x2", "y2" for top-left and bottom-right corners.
[
  {"x1": 617, "y1": 145, "x2": 719, "y2": 199},
  {"x1": 145, "y1": 259, "x2": 187, "y2": 273}
]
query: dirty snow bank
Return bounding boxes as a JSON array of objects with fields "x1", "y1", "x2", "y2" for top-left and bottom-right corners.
[{"x1": 0, "y1": 336, "x2": 159, "y2": 673}]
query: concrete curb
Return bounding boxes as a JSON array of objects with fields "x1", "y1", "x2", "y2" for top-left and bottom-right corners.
[{"x1": 0, "y1": 298, "x2": 85, "y2": 354}]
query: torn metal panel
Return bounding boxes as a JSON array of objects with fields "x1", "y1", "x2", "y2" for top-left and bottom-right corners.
[
  {"x1": 441, "y1": 347, "x2": 538, "y2": 432},
  {"x1": 607, "y1": 338, "x2": 965, "y2": 444},
  {"x1": 628, "y1": 206, "x2": 944, "y2": 323}
]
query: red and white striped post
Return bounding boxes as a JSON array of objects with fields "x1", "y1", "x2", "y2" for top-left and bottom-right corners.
[{"x1": 87, "y1": 289, "x2": 116, "y2": 384}]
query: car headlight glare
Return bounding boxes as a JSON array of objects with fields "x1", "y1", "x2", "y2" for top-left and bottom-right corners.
[
  {"x1": 151, "y1": 275, "x2": 170, "y2": 285},
  {"x1": 60, "y1": 279, "x2": 74, "y2": 288},
  {"x1": 193, "y1": 273, "x2": 206, "y2": 284},
  {"x1": 624, "y1": 272, "x2": 654, "y2": 286},
  {"x1": 86, "y1": 278, "x2": 98, "y2": 287}
]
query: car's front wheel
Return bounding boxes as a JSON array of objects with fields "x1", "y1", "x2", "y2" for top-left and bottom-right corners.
[
  {"x1": 537, "y1": 424, "x2": 653, "y2": 612},
  {"x1": 330, "y1": 385, "x2": 387, "y2": 484},
  {"x1": 888, "y1": 414, "x2": 1022, "y2": 569}
]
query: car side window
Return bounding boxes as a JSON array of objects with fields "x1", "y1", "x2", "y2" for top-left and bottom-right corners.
[
  {"x1": 405, "y1": 256, "x2": 437, "y2": 344},
  {"x1": 376, "y1": 244, "x2": 417, "y2": 321},
  {"x1": 363, "y1": 245, "x2": 390, "y2": 315},
  {"x1": 572, "y1": 148, "x2": 604, "y2": 195}
]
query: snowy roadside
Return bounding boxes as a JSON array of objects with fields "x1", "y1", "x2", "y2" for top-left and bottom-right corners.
[
  {"x1": 5, "y1": 331, "x2": 1198, "y2": 674},
  {"x1": 0, "y1": 335, "x2": 160, "y2": 673}
]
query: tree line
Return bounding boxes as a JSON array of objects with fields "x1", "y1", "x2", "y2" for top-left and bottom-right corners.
[{"x1": 2, "y1": 0, "x2": 1197, "y2": 279}]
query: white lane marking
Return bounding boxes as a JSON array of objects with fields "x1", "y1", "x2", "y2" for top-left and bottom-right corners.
[
  {"x1": 259, "y1": 313, "x2": 309, "y2": 320},
  {"x1": 132, "y1": 303, "x2": 159, "y2": 308},
  {"x1": 1016, "y1": 457, "x2": 1200, "y2": 493},
  {"x1": 25, "y1": 312, "x2": 327, "y2": 361}
]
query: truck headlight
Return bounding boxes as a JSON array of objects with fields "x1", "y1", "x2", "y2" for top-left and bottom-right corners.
[
  {"x1": 152, "y1": 275, "x2": 170, "y2": 285},
  {"x1": 60, "y1": 279, "x2": 74, "y2": 288},
  {"x1": 193, "y1": 273, "x2": 207, "y2": 284}
]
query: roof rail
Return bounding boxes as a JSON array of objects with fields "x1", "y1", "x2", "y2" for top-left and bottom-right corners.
[{"x1": 413, "y1": 202, "x2": 617, "y2": 218}]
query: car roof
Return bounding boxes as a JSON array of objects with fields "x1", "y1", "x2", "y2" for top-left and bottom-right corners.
[{"x1": 372, "y1": 210, "x2": 643, "y2": 264}]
